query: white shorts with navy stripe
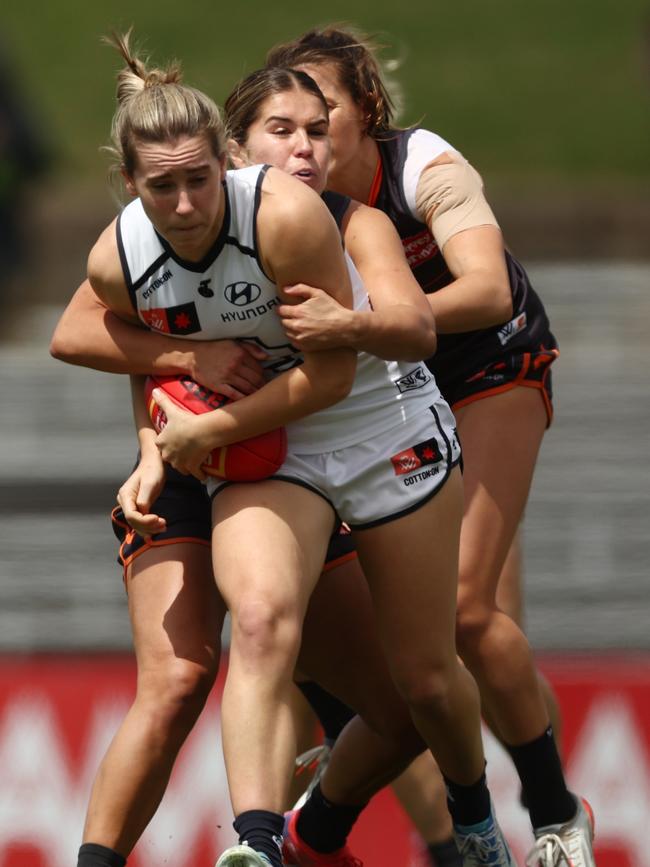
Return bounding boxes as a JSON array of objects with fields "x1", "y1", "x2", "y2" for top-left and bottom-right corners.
[{"x1": 208, "y1": 400, "x2": 461, "y2": 530}]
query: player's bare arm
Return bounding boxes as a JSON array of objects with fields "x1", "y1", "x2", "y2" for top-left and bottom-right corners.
[
  {"x1": 340, "y1": 203, "x2": 437, "y2": 359},
  {"x1": 50, "y1": 279, "x2": 268, "y2": 399},
  {"x1": 86, "y1": 220, "x2": 139, "y2": 324},
  {"x1": 278, "y1": 202, "x2": 436, "y2": 361},
  {"x1": 416, "y1": 153, "x2": 512, "y2": 333}
]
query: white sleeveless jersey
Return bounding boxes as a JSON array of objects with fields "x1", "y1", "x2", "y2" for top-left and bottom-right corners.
[{"x1": 117, "y1": 164, "x2": 443, "y2": 452}]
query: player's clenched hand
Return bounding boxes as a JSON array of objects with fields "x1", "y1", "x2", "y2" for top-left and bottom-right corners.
[
  {"x1": 153, "y1": 389, "x2": 212, "y2": 480},
  {"x1": 117, "y1": 454, "x2": 167, "y2": 541},
  {"x1": 278, "y1": 284, "x2": 355, "y2": 350},
  {"x1": 188, "y1": 339, "x2": 268, "y2": 399}
]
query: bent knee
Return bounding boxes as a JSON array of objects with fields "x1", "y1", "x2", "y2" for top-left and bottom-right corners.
[
  {"x1": 365, "y1": 704, "x2": 424, "y2": 753},
  {"x1": 391, "y1": 666, "x2": 458, "y2": 718},
  {"x1": 455, "y1": 586, "x2": 495, "y2": 652},
  {"x1": 138, "y1": 657, "x2": 216, "y2": 724},
  {"x1": 231, "y1": 597, "x2": 302, "y2": 662}
]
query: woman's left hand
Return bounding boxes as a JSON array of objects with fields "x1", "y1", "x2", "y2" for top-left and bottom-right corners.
[
  {"x1": 278, "y1": 284, "x2": 355, "y2": 350},
  {"x1": 153, "y1": 389, "x2": 213, "y2": 480}
]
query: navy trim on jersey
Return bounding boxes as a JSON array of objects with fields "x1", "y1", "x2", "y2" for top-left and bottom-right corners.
[
  {"x1": 223, "y1": 165, "x2": 270, "y2": 274},
  {"x1": 132, "y1": 252, "x2": 172, "y2": 292},
  {"x1": 428, "y1": 402, "x2": 455, "y2": 488},
  {"x1": 224, "y1": 236, "x2": 257, "y2": 257},
  {"x1": 116, "y1": 211, "x2": 139, "y2": 315},
  {"x1": 251, "y1": 164, "x2": 273, "y2": 282},
  {"x1": 116, "y1": 211, "x2": 131, "y2": 288},
  {"x1": 153, "y1": 182, "x2": 232, "y2": 273},
  {"x1": 385, "y1": 128, "x2": 416, "y2": 215},
  {"x1": 117, "y1": 215, "x2": 171, "y2": 314},
  {"x1": 322, "y1": 190, "x2": 351, "y2": 230},
  {"x1": 209, "y1": 472, "x2": 338, "y2": 518}
]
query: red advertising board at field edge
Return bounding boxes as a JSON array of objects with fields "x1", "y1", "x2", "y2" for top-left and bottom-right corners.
[{"x1": 0, "y1": 654, "x2": 648, "y2": 867}]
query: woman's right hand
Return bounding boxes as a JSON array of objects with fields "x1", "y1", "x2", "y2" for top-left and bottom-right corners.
[
  {"x1": 189, "y1": 340, "x2": 269, "y2": 399},
  {"x1": 116, "y1": 452, "x2": 167, "y2": 540}
]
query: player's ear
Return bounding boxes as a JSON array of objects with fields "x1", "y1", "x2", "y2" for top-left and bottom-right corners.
[
  {"x1": 227, "y1": 138, "x2": 249, "y2": 170},
  {"x1": 121, "y1": 168, "x2": 137, "y2": 198}
]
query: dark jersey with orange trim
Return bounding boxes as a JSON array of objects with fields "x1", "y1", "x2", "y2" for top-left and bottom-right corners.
[{"x1": 372, "y1": 129, "x2": 558, "y2": 399}]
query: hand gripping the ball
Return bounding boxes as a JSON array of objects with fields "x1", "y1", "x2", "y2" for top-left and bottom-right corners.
[
  {"x1": 146, "y1": 375, "x2": 287, "y2": 482},
  {"x1": 152, "y1": 388, "x2": 213, "y2": 480}
]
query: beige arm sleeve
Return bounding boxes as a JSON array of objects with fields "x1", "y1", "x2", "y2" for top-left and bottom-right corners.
[{"x1": 414, "y1": 153, "x2": 499, "y2": 250}]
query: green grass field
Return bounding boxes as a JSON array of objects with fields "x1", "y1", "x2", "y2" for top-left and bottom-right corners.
[{"x1": 4, "y1": 0, "x2": 650, "y2": 193}]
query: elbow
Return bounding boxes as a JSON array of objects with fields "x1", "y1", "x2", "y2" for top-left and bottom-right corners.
[
  {"x1": 323, "y1": 358, "x2": 356, "y2": 406},
  {"x1": 50, "y1": 326, "x2": 91, "y2": 367},
  {"x1": 480, "y1": 278, "x2": 512, "y2": 328},
  {"x1": 413, "y1": 334, "x2": 437, "y2": 362},
  {"x1": 328, "y1": 370, "x2": 355, "y2": 404},
  {"x1": 398, "y1": 314, "x2": 437, "y2": 363},
  {"x1": 469, "y1": 266, "x2": 513, "y2": 328},
  {"x1": 301, "y1": 350, "x2": 356, "y2": 410},
  {"x1": 410, "y1": 316, "x2": 437, "y2": 361},
  {"x1": 395, "y1": 339, "x2": 437, "y2": 363},
  {"x1": 49, "y1": 329, "x2": 76, "y2": 363},
  {"x1": 339, "y1": 375, "x2": 355, "y2": 402},
  {"x1": 496, "y1": 290, "x2": 513, "y2": 324},
  {"x1": 494, "y1": 275, "x2": 513, "y2": 323}
]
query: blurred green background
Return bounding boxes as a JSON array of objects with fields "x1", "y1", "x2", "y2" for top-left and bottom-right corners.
[
  {"x1": 4, "y1": 0, "x2": 650, "y2": 191},
  {"x1": 1, "y1": 0, "x2": 649, "y2": 316}
]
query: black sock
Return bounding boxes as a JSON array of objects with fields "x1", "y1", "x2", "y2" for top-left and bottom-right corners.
[
  {"x1": 77, "y1": 843, "x2": 126, "y2": 867},
  {"x1": 506, "y1": 726, "x2": 576, "y2": 829},
  {"x1": 428, "y1": 837, "x2": 463, "y2": 867},
  {"x1": 296, "y1": 681, "x2": 356, "y2": 742},
  {"x1": 443, "y1": 770, "x2": 491, "y2": 827},
  {"x1": 233, "y1": 810, "x2": 284, "y2": 867},
  {"x1": 296, "y1": 783, "x2": 366, "y2": 852}
]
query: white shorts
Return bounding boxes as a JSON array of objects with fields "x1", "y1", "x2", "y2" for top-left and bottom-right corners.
[{"x1": 208, "y1": 401, "x2": 461, "y2": 530}]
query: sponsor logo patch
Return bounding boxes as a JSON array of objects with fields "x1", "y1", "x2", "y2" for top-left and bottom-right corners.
[
  {"x1": 394, "y1": 365, "x2": 431, "y2": 394},
  {"x1": 197, "y1": 279, "x2": 214, "y2": 298},
  {"x1": 141, "y1": 269, "x2": 172, "y2": 300},
  {"x1": 220, "y1": 296, "x2": 279, "y2": 323},
  {"x1": 141, "y1": 301, "x2": 201, "y2": 335},
  {"x1": 497, "y1": 312, "x2": 527, "y2": 346},
  {"x1": 224, "y1": 281, "x2": 262, "y2": 306},
  {"x1": 403, "y1": 465, "x2": 441, "y2": 485},
  {"x1": 391, "y1": 436, "x2": 442, "y2": 476}
]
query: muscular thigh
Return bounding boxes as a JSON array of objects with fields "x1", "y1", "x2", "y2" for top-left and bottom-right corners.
[
  {"x1": 211, "y1": 480, "x2": 336, "y2": 618},
  {"x1": 127, "y1": 542, "x2": 224, "y2": 673},
  {"x1": 352, "y1": 466, "x2": 463, "y2": 669},
  {"x1": 455, "y1": 387, "x2": 547, "y2": 604}
]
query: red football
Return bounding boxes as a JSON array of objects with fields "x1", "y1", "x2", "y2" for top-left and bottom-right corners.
[{"x1": 144, "y1": 374, "x2": 287, "y2": 481}]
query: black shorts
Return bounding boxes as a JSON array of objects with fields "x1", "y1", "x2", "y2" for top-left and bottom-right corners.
[
  {"x1": 111, "y1": 465, "x2": 357, "y2": 579},
  {"x1": 441, "y1": 346, "x2": 559, "y2": 426}
]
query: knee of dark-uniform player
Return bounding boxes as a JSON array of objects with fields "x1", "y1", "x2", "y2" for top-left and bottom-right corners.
[
  {"x1": 354, "y1": 690, "x2": 426, "y2": 756},
  {"x1": 454, "y1": 576, "x2": 498, "y2": 661},
  {"x1": 135, "y1": 655, "x2": 219, "y2": 746}
]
